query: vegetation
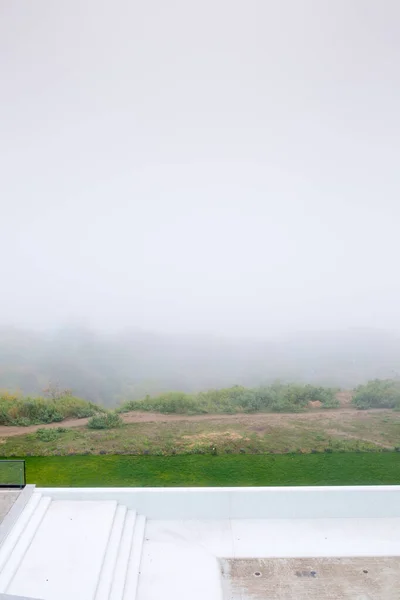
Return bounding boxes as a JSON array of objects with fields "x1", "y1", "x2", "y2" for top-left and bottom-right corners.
[
  {"x1": 2, "y1": 410, "x2": 399, "y2": 457},
  {"x1": 35, "y1": 427, "x2": 68, "y2": 442},
  {"x1": 23, "y1": 453, "x2": 400, "y2": 487},
  {"x1": 0, "y1": 383, "x2": 340, "y2": 428},
  {"x1": 36, "y1": 429, "x2": 56, "y2": 442},
  {"x1": 2, "y1": 326, "x2": 400, "y2": 405},
  {"x1": 2, "y1": 377, "x2": 400, "y2": 429},
  {"x1": 352, "y1": 379, "x2": 400, "y2": 410},
  {"x1": 0, "y1": 392, "x2": 103, "y2": 426},
  {"x1": 0, "y1": 460, "x2": 26, "y2": 487},
  {"x1": 87, "y1": 412, "x2": 123, "y2": 430},
  {"x1": 119, "y1": 384, "x2": 339, "y2": 415}
]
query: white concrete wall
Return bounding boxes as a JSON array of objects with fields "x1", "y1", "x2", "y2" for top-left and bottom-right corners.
[{"x1": 36, "y1": 486, "x2": 400, "y2": 520}]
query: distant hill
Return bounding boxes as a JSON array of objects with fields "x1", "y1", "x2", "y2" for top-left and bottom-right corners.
[{"x1": 0, "y1": 326, "x2": 400, "y2": 406}]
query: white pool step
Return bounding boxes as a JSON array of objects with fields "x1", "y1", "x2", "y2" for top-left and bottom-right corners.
[
  {"x1": 0, "y1": 499, "x2": 147, "y2": 600},
  {"x1": 95, "y1": 508, "x2": 147, "y2": 600},
  {"x1": 95, "y1": 504, "x2": 128, "y2": 600},
  {"x1": 123, "y1": 514, "x2": 146, "y2": 600},
  {"x1": 7, "y1": 500, "x2": 118, "y2": 600},
  {"x1": 0, "y1": 495, "x2": 51, "y2": 592},
  {"x1": 109, "y1": 509, "x2": 137, "y2": 600},
  {"x1": 0, "y1": 492, "x2": 43, "y2": 574}
]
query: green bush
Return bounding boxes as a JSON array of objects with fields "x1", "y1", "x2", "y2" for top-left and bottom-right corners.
[
  {"x1": 352, "y1": 379, "x2": 400, "y2": 410},
  {"x1": 36, "y1": 428, "x2": 61, "y2": 442},
  {"x1": 87, "y1": 412, "x2": 123, "y2": 430},
  {"x1": 320, "y1": 395, "x2": 340, "y2": 409},
  {"x1": 119, "y1": 383, "x2": 340, "y2": 415},
  {"x1": 120, "y1": 392, "x2": 206, "y2": 415},
  {"x1": 0, "y1": 393, "x2": 103, "y2": 426},
  {"x1": 13, "y1": 417, "x2": 32, "y2": 427},
  {"x1": 56, "y1": 396, "x2": 104, "y2": 419}
]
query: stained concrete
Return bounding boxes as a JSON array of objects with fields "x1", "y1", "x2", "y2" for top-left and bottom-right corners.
[
  {"x1": 0, "y1": 493, "x2": 19, "y2": 524},
  {"x1": 220, "y1": 557, "x2": 400, "y2": 599}
]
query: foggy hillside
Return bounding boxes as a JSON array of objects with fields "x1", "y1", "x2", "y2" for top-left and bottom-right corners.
[
  {"x1": 2, "y1": 2, "x2": 400, "y2": 392},
  {"x1": 0, "y1": 327, "x2": 399, "y2": 406}
]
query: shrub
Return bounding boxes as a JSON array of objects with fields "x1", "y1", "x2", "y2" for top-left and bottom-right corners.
[
  {"x1": 120, "y1": 392, "x2": 205, "y2": 415},
  {"x1": 2, "y1": 397, "x2": 64, "y2": 424},
  {"x1": 13, "y1": 417, "x2": 32, "y2": 427},
  {"x1": 0, "y1": 393, "x2": 102, "y2": 426},
  {"x1": 87, "y1": 412, "x2": 123, "y2": 430},
  {"x1": 352, "y1": 379, "x2": 400, "y2": 410},
  {"x1": 320, "y1": 395, "x2": 340, "y2": 409},
  {"x1": 56, "y1": 396, "x2": 103, "y2": 419},
  {"x1": 119, "y1": 384, "x2": 341, "y2": 415},
  {"x1": 36, "y1": 428, "x2": 60, "y2": 442}
]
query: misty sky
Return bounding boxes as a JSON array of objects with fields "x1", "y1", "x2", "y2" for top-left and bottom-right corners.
[{"x1": 1, "y1": 1, "x2": 400, "y2": 337}]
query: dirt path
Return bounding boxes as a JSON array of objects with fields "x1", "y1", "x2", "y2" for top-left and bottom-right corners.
[{"x1": 0, "y1": 408, "x2": 388, "y2": 438}]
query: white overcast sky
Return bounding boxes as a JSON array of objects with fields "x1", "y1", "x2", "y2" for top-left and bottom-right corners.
[{"x1": 0, "y1": 0, "x2": 399, "y2": 336}]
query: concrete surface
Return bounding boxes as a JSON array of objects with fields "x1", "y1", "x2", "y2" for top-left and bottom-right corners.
[
  {"x1": 1, "y1": 487, "x2": 400, "y2": 600},
  {"x1": 0, "y1": 487, "x2": 35, "y2": 550},
  {"x1": 137, "y1": 517, "x2": 400, "y2": 600},
  {"x1": 220, "y1": 557, "x2": 400, "y2": 599},
  {"x1": 7, "y1": 501, "x2": 116, "y2": 600},
  {"x1": 36, "y1": 485, "x2": 400, "y2": 519},
  {"x1": 0, "y1": 595, "x2": 43, "y2": 600},
  {"x1": 0, "y1": 495, "x2": 146, "y2": 600},
  {"x1": 0, "y1": 494, "x2": 20, "y2": 525}
]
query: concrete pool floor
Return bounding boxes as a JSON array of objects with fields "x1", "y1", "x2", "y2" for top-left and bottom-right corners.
[
  {"x1": 220, "y1": 557, "x2": 400, "y2": 599},
  {"x1": 137, "y1": 518, "x2": 400, "y2": 599}
]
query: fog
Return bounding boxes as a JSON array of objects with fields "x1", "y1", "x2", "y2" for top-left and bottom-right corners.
[
  {"x1": 1, "y1": 326, "x2": 400, "y2": 404},
  {"x1": 1, "y1": 1, "x2": 400, "y2": 339}
]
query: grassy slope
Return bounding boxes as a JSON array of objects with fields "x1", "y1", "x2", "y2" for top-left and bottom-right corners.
[
  {"x1": 25, "y1": 453, "x2": 400, "y2": 487},
  {"x1": 2, "y1": 410, "x2": 400, "y2": 457}
]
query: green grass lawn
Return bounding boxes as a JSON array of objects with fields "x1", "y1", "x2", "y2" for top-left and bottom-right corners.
[
  {"x1": 24, "y1": 453, "x2": 400, "y2": 487},
  {"x1": 0, "y1": 459, "x2": 25, "y2": 487}
]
